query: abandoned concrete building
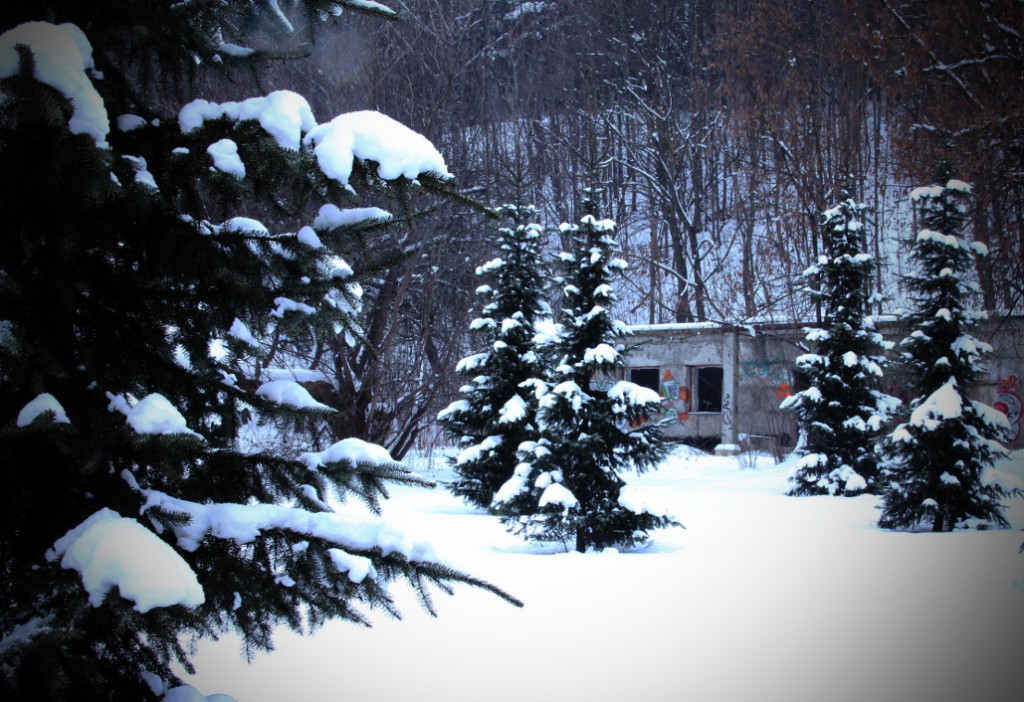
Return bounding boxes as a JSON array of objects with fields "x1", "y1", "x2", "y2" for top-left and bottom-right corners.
[{"x1": 609, "y1": 315, "x2": 1024, "y2": 457}]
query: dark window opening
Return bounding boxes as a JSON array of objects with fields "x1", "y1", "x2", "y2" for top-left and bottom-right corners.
[
  {"x1": 630, "y1": 367, "x2": 661, "y2": 394},
  {"x1": 693, "y1": 366, "x2": 723, "y2": 412}
]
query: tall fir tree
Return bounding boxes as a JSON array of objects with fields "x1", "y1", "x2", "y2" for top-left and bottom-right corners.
[
  {"x1": 493, "y1": 194, "x2": 677, "y2": 553},
  {"x1": 877, "y1": 176, "x2": 1010, "y2": 532},
  {"x1": 438, "y1": 204, "x2": 549, "y2": 510},
  {"x1": 0, "y1": 4, "x2": 518, "y2": 701},
  {"x1": 783, "y1": 194, "x2": 900, "y2": 496}
]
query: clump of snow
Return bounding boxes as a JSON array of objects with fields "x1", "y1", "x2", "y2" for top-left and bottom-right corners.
[
  {"x1": 123, "y1": 393, "x2": 198, "y2": 436},
  {"x1": 222, "y1": 217, "x2": 269, "y2": 236},
  {"x1": 122, "y1": 155, "x2": 158, "y2": 190},
  {"x1": 217, "y1": 42, "x2": 255, "y2": 58},
  {"x1": 228, "y1": 318, "x2": 259, "y2": 347},
  {"x1": 348, "y1": 0, "x2": 399, "y2": 18},
  {"x1": 298, "y1": 437, "x2": 397, "y2": 471},
  {"x1": 538, "y1": 482, "x2": 579, "y2": 510},
  {"x1": 582, "y1": 343, "x2": 619, "y2": 365},
  {"x1": 207, "y1": 139, "x2": 245, "y2": 178},
  {"x1": 16, "y1": 393, "x2": 70, "y2": 427},
  {"x1": 498, "y1": 395, "x2": 528, "y2": 424},
  {"x1": 0, "y1": 22, "x2": 110, "y2": 146},
  {"x1": 910, "y1": 185, "x2": 944, "y2": 200},
  {"x1": 255, "y1": 380, "x2": 335, "y2": 413},
  {"x1": 492, "y1": 463, "x2": 530, "y2": 505},
  {"x1": 272, "y1": 297, "x2": 316, "y2": 317},
  {"x1": 48, "y1": 508, "x2": 205, "y2": 613},
  {"x1": 116, "y1": 113, "x2": 146, "y2": 131},
  {"x1": 917, "y1": 229, "x2": 960, "y2": 249},
  {"x1": 296, "y1": 226, "x2": 323, "y2": 249},
  {"x1": 324, "y1": 255, "x2": 354, "y2": 280},
  {"x1": 328, "y1": 548, "x2": 376, "y2": 584},
  {"x1": 618, "y1": 484, "x2": 671, "y2": 518},
  {"x1": 139, "y1": 488, "x2": 439, "y2": 564},
  {"x1": 455, "y1": 435, "x2": 503, "y2": 467},
  {"x1": 179, "y1": 90, "x2": 316, "y2": 151},
  {"x1": 162, "y1": 684, "x2": 238, "y2": 702},
  {"x1": 909, "y1": 378, "x2": 962, "y2": 430},
  {"x1": 314, "y1": 204, "x2": 392, "y2": 230},
  {"x1": 436, "y1": 399, "x2": 469, "y2": 422},
  {"x1": 303, "y1": 110, "x2": 451, "y2": 184},
  {"x1": 608, "y1": 381, "x2": 661, "y2": 408}
]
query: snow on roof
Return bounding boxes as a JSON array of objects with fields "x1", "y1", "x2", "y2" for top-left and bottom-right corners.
[
  {"x1": 48, "y1": 508, "x2": 204, "y2": 613},
  {"x1": 0, "y1": 22, "x2": 110, "y2": 146},
  {"x1": 303, "y1": 110, "x2": 451, "y2": 184},
  {"x1": 629, "y1": 322, "x2": 723, "y2": 333},
  {"x1": 17, "y1": 393, "x2": 70, "y2": 427}
]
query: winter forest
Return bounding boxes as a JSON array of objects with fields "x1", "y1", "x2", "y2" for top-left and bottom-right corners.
[{"x1": 2, "y1": 1, "x2": 1023, "y2": 702}]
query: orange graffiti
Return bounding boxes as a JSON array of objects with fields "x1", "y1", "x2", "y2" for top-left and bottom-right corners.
[
  {"x1": 661, "y1": 368, "x2": 691, "y2": 424},
  {"x1": 998, "y1": 375, "x2": 1020, "y2": 393}
]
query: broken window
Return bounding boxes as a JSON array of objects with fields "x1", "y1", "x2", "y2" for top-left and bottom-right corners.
[
  {"x1": 692, "y1": 366, "x2": 723, "y2": 412},
  {"x1": 629, "y1": 367, "x2": 661, "y2": 394}
]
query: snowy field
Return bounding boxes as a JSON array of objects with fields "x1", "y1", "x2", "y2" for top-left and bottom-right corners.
[{"x1": 184, "y1": 446, "x2": 1024, "y2": 702}]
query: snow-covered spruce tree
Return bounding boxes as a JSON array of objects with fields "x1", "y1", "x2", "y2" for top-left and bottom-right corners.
[
  {"x1": 438, "y1": 205, "x2": 549, "y2": 510},
  {"x1": 877, "y1": 177, "x2": 1010, "y2": 532},
  {"x1": 493, "y1": 195, "x2": 677, "y2": 553},
  {"x1": 0, "y1": 4, "x2": 519, "y2": 702},
  {"x1": 783, "y1": 194, "x2": 900, "y2": 496}
]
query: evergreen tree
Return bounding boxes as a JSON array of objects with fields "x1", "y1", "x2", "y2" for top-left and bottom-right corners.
[
  {"x1": 877, "y1": 176, "x2": 1010, "y2": 532},
  {"x1": 438, "y1": 204, "x2": 549, "y2": 509},
  {"x1": 493, "y1": 194, "x2": 677, "y2": 553},
  {"x1": 783, "y1": 194, "x2": 900, "y2": 496},
  {"x1": 0, "y1": 4, "x2": 518, "y2": 701}
]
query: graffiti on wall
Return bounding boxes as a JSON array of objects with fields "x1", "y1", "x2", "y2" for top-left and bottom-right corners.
[
  {"x1": 741, "y1": 357, "x2": 789, "y2": 385},
  {"x1": 660, "y1": 368, "x2": 690, "y2": 425},
  {"x1": 995, "y1": 375, "x2": 1022, "y2": 443}
]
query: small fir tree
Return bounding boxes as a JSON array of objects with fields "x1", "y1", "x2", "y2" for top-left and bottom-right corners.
[
  {"x1": 784, "y1": 194, "x2": 900, "y2": 496},
  {"x1": 493, "y1": 195, "x2": 677, "y2": 553},
  {"x1": 877, "y1": 176, "x2": 1010, "y2": 532},
  {"x1": 0, "y1": 5, "x2": 518, "y2": 701},
  {"x1": 438, "y1": 205, "x2": 549, "y2": 510}
]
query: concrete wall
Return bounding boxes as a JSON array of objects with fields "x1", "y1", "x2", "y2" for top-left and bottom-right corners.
[{"x1": 626, "y1": 315, "x2": 1024, "y2": 453}]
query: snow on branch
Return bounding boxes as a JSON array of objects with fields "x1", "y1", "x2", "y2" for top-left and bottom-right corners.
[
  {"x1": 137, "y1": 484, "x2": 441, "y2": 565},
  {"x1": 179, "y1": 90, "x2": 317, "y2": 150},
  {"x1": 304, "y1": 110, "x2": 452, "y2": 184},
  {"x1": 47, "y1": 508, "x2": 205, "y2": 613},
  {"x1": 0, "y1": 22, "x2": 110, "y2": 146}
]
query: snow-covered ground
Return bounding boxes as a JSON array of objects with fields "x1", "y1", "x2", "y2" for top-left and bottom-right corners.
[{"x1": 184, "y1": 447, "x2": 1024, "y2": 702}]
